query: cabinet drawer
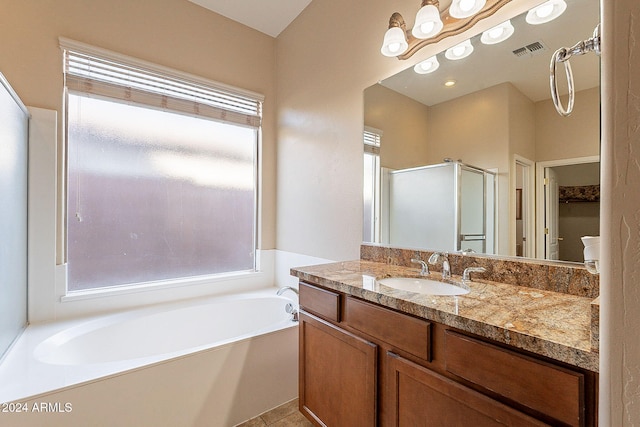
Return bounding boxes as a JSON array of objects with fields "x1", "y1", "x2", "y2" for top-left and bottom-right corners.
[
  {"x1": 299, "y1": 282, "x2": 341, "y2": 322},
  {"x1": 345, "y1": 296, "x2": 431, "y2": 361},
  {"x1": 445, "y1": 330, "x2": 584, "y2": 426},
  {"x1": 386, "y1": 352, "x2": 549, "y2": 427}
]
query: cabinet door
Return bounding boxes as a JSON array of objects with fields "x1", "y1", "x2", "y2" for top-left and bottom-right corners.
[
  {"x1": 300, "y1": 311, "x2": 377, "y2": 427},
  {"x1": 385, "y1": 352, "x2": 549, "y2": 427}
]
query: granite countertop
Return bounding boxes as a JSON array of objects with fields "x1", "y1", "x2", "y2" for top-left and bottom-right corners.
[{"x1": 291, "y1": 260, "x2": 599, "y2": 372}]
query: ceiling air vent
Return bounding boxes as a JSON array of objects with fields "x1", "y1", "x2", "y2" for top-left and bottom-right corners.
[
  {"x1": 512, "y1": 47, "x2": 528, "y2": 57},
  {"x1": 512, "y1": 41, "x2": 549, "y2": 59}
]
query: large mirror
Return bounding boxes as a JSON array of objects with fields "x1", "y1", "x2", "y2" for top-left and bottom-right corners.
[{"x1": 363, "y1": 0, "x2": 600, "y2": 263}]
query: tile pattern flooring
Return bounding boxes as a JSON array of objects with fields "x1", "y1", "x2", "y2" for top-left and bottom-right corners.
[{"x1": 235, "y1": 398, "x2": 314, "y2": 427}]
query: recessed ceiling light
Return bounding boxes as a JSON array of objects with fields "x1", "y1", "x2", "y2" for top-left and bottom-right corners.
[{"x1": 444, "y1": 80, "x2": 457, "y2": 87}]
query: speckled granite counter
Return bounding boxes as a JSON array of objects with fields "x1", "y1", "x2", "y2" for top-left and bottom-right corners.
[{"x1": 291, "y1": 260, "x2": 599, "y2": 372}]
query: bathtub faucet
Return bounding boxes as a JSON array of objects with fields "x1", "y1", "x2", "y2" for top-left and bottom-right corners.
[
  {"x1": 276, "y1": 286, "x2": 299, "y2": 297},
  {"x1": 277, "y1": 286, "x2": 299, "y2": 322}
]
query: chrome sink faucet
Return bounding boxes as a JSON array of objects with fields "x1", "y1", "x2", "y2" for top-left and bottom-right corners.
[
  {"x1": 411, "y1": 258, "x2": 430, "y2": 276},
  {"x1": 463, "y1": 267, "x2": 486, "y2": 282},
  {"x1": 428, "y1": 252, "x2": 450, "y2": 279}
]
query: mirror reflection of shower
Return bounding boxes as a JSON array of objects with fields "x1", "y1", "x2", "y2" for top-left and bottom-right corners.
[{"x1": 378, "y1": 161, "x2": 496, "y2": 254}]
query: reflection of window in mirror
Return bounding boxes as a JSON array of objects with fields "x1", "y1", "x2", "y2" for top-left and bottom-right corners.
[{"x1": 363, "y1": 127, "x2": 381, "y2": 243}]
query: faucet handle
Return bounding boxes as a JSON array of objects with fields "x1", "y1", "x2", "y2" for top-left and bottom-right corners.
[
  {"x1": 463, "y1": 267, "x2": 486, "y2": 281},
  {"x1": 411, "y1": 258, "x2": 430, "y2": 275}
]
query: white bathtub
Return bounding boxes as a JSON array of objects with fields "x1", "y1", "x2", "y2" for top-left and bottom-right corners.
[{"x1": 0, "y1": 288, "x2": 299, "y2": 427}]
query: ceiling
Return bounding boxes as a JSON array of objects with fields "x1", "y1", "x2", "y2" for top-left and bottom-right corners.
[
  {"x1": 380, "y1": 0, "x2": 600, "y2": 106},
  {"x1": 188, "y1": 0, "x2": 313, "y2": 37}
]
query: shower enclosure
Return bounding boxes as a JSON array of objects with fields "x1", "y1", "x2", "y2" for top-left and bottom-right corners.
[
  {"x1": 386, "y1": 162, "x2": 496, "y2": 254},
  {"x1": 0, "y1": 74, "x2": 29, "y2": 360}
]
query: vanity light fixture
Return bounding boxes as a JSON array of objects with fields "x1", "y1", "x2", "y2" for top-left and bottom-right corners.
[
  {"x1": 381, "y1": 12, "x2": 409, "y2": 57},
  {"x1": 414, "y1": 56, "x2": 440, "y2": 74},
  {"x1": 525, "y1": 0, "x2": 567, "y2": 25},
  {"x1": 381, "y1": 0, "x2": 510, "y2": 60},
  {"x1": 480, "y1": 20, "x2": 514, "y2": 44},
  {"x1": 449, "y1": 0, "x2": 487, "y2": 19},
  {"x1": 445, "y1": 39, "x2": 474, "y2": 60},
  {"x1": 412, "y1": 0, "x2": 444, "y2": 39}
]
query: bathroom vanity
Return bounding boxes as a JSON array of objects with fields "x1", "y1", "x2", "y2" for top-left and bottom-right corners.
[{"x1": 291, "y1": 248, "x2": 599, "y2": 426}]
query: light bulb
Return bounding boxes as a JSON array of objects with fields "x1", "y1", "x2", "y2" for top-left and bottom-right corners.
[
  {"x1": 481, "y1": 20, "x2": 514, "y2": 45},
  {"x1": 449, "y1": 0, "x2": 486, "y2": 19},
  {"x1": 535, "y1": 4, "x2": 554, "y2": 18},
  {"x1": 412, "y1": 4, "x2": 443, "y2": 39},
  {"x1": 420, "y1": 21, "x2": 435, "y2": 34},
  {"x1": 525, "y1": 0, "x2": 567, "y2": 25},
  {"x1": 488, "y1": 27, "x2": 504, "y2": 39},
  {"x1": 459, "y1": 0, "x2": 475, "y2": 12},
  {"x1": 444, "y1": 80, "x2": 456, "y2": 87},
  {"x1": 414, "y1": 56, "x2": 440, "y2": 74},
  {"x1": 381, "y1": 26, "x2": 409, "y2": 57},
  {"x1": 445, "y1": 40, "x2": 473, "y2": 60},
  {"x1": 453, "y1": 46, "x2": 466, "y2": 56}
]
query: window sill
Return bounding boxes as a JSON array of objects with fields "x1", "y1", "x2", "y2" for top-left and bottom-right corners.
[{"x1": 60, "y1": 270, "x2": 262, "y2": 303}]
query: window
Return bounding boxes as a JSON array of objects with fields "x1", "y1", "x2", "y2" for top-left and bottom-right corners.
[
  {"x1": 363, "y1": 127, "x2": 381, "y2": 243},
  {"x1": 62, "y1": 40, "x2": 263, "y2": 292}
]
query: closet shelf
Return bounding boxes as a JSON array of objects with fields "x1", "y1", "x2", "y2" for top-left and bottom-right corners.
[{"x1": 559, "y1": 185, "x2": 600, "y2": 203}]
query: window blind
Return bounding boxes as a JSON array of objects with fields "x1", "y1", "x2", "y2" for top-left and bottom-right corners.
[
  {"x1": 62, "y1": 42, "x2": 262, "y2": 129},
  {"x1": 364, "y1": 128, "x2": 381, "y2": 155}
]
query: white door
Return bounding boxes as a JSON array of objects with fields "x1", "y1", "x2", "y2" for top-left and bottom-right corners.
[{"x1": 545, "y1": 167, "x2": 560, "y2": 260}]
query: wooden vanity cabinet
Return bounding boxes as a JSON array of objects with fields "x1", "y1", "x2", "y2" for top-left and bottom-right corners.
[
  {"x1": 299, "y1": 312, "x2": 377, "y2": 426},
  {"x1": 298, "y1": 281, "x2": 597, "y2": 427},
  {"x1": 299, "y1": 283, "x2": 377, "y2": 426}
]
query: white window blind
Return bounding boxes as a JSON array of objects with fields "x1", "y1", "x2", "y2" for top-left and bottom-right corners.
[
  {"x1": 364, "y1": 127, "x2": 382, "y2": 154},
  {"x1": 61, "y1": 39, "x2": 262, "y2": 129}
]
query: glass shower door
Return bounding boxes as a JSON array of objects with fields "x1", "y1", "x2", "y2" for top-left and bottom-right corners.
[{"x1": 0, "y1": 74, "x2": 28, "y2": 360}]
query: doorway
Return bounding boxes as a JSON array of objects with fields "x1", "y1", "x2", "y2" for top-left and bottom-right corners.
[
  {"x1": 514, "y1": 156, "x2": 535, "y2": 258},
  {"x1": 536, "y1": 156, "x2": 600, "y2": 261}
]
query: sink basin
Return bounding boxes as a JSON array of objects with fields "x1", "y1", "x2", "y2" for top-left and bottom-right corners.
[{"x1": 377, "y1": 277, "x2": 469, "y2": 296}]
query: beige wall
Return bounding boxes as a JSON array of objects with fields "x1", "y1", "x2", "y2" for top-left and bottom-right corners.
[
  {"x1": 508, "y1": 83, "x2": 537, "y2": 162},
  {"x1": 535, "y1": 86, "x2": 600, "y2": 161},
  {"x1": 427, "y1": 83, "x2": 510, "y2": 169},
  {"x1": 0, "y1": 0, "x2": 278, "y2": 252},
  {"x1": 364, "y1": 84, "x2": 430, "y2": 170}
]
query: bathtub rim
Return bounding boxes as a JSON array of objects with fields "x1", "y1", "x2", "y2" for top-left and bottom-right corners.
[
  {"x1": 34, "y1": 290, "x2": 295, "y2": 366},
  {"x1": 0, "y1": 287, "x2": 298, "y2": 404}
]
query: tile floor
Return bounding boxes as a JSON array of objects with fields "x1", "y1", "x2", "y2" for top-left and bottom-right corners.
[{"x1": 235, "y1": 398, "x2": 314, "y2": 427}]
